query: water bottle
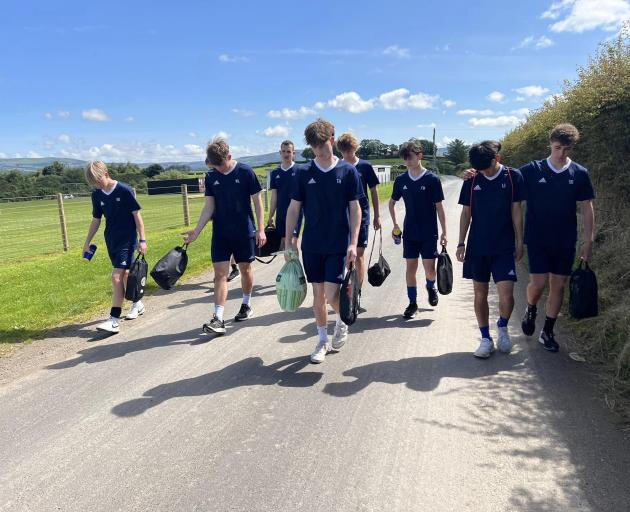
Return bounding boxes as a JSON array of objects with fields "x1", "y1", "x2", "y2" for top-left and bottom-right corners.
[
  {"x1": 393, "y1": 227, "x2": 402, "y2": 245},
  {"x1": 83, "y1": 244, "x2": 97, "y2": 261}
]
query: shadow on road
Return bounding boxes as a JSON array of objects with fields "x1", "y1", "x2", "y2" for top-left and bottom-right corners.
[{"x1": 111, "y1": 356, "x2": 321, "y2": 417}]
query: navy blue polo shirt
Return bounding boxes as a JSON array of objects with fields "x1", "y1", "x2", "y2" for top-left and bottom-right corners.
[
  {"x1": 91, "y1": 181, "x2": 140, "y2": 251},
  {"x1": 204, "y1": 162, "x2": 262, "y2": 240},
  {"x1": 391, "y1": 170, "x2": 444, "y2": 242},
  {"x1": 458, "y1": 166, "x2": 525, "y2": 256},
  {"x1": 353, "y1": 159, "x2": 380, "y2": 226},
  {"x1": 519, "y1": 159, "x2": 595, "y2": 248},
  {"x1": 291, "y1": 159, "x2": 362, "y2": 254}
]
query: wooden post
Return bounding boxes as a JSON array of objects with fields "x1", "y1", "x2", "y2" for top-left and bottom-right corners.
[
  {"x1": 263, "y1": 189, "x2": 269, "y2": 212},
  {"x1": 181, "y1": 184, "x2": 190, "y2": 226},
  {"x1": 56, "y1": 193, "x2": 69, "y2": 252}
]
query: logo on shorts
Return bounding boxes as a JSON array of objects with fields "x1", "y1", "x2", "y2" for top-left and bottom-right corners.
[
  {"x1": 140, "y1": 277, "x2": 146, "y2": 286},
  {"x1": 308, "y1": 178, "x2": 316, "y2": 184},
  {"x1": 121, "y1": 260, "x2": 127, "y2": 266},
  {"x1": 213, "y1": 180, "x2": 220, "y2": 185},
  {"x1": 508, "y1": 269, "x2": 515, "y2": 276},
  {"x1": 474, "y1": 185, "x2": 482, "y2": 191},
  {"x1": 539, "y1": 177, "x2": 547, "y2": 183}
]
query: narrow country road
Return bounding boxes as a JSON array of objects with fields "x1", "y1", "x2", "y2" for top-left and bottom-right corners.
[{"x1": 1, "y1": 176, "x2": 629, "y2": 512}]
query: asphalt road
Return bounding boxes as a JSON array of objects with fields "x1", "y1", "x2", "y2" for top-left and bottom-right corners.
[{"x1": 1, "y1": 176, "x2": 629, "y2": 512}]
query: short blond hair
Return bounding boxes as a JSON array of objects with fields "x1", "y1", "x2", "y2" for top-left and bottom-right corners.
[
  {"x1": 205, "y1": 138, "x2": 230, "y2": 166},
  {"x1": 85, "y1": 160, "x2": 108, "y2": 186},
  {"x1": 304, "y1": 118, "x2": 335, "y2": 147},
  {"x1": 336, "y1": 133, "x2": 359, "y2": 152}
]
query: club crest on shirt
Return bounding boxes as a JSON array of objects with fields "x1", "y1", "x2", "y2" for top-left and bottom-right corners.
[
  {"x1": 502, "y1": 183, "x2": 507, "y2": 189},
  {"x1": 336, "y1": 178, "x2": 342, "y2": 184},
  {"x1": 569, "y1": 180, "x2": 574, "y2": 185},
  {"x1": 116, "y1": 197, "x2": 121, "y2": 201},
  {"x1": 235, "y1": 179, "x2": 240, "y2": 183},
  {"x1": 420, "y1": 186, "x2": 426, "y2": 190}
]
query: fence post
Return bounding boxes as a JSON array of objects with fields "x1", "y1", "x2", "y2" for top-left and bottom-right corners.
[
  {"x1": 132, "y1": 187, "x2": 137, "y2": 197},
  {"x1": 263, "y1": 189, "x2": 269, "y2": 212},
  {"x1": 56, "y1": 193, "x2": 69, "y2": 252},
  {"x1": 181, "y1": 184, "x2": 190, "y2": 226}
]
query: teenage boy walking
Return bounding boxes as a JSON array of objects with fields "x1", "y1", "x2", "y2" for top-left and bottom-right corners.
[
  {"x1": 519, "y1": 124, "x2": 595, "y2": 352},
  {"x1": 83, "y1": 161, "x2": 147, "y2": 333},
  {"x1": 284, "y1": 119, "x2": 362, "y2": 364},
  {"x1": 267, "y1": 140, "x2": 303, "y2": 251},
  {"x1": 184, "y1": 138, "x2": 266, "y2": 335},
  {"x1": 389, "y1": 141, "x2": 447, "y2": 318},
  {"x1": 337, "y1": 132, "x2": 380, "y2": 313},
  {"x1": 456, "y1": 141, "x2": 525, "y2": 358}
]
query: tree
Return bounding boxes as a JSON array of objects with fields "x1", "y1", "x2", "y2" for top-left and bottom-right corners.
[
  {"x1": 301, "y1": 148, "x2": 315, "y2": 160},
  {"x1": 41, "y1": 161, "x2": 65, "y2": 176},
  {"x1": 143, "y1": 163, "x2": 164, "y2": 178},
  {"x1": 445, "y1": 139, "x2": 469, "y2": 165}
]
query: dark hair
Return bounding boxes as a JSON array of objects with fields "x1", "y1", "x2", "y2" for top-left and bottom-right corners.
[
  {"x1": 399, "y1": 140, "x2": 423, "y2": 160},
  {"x1": 468, "y1": 140, "x2": 501, "y2": 170},
  {"x1": 549, "y1": 123, "x2": 580, "y2": 146},
  {"x1": 280, "y1": 140, "x2": 295, "y2": 149}
]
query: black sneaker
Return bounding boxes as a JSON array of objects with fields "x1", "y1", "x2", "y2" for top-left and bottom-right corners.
[
  {"x1": 539, "y1": 330, "x2": 559, "y2": 352},
  {"x1": 427, "y1": 287, "x2": 439, "y2": 307},
  {"x1": 227, "y1": 267, "x2": 240, "y2": 282},
  {"x1": 403, "y1": 302, "x2": 418, "y2": 319},
  {"x1": 234, "y1": 304, "x2": 253, "y2": 321},
  {"x1": 521, "y1": 306, "x2": 537, "y2": 336},
  {"x1": 203, "y1": 315, "x2": 226, "y2": 335}
]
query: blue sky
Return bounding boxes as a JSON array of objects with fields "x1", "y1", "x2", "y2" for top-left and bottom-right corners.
[{"x1": 1, "y1": 0, "x2": 628, "y2": 162}]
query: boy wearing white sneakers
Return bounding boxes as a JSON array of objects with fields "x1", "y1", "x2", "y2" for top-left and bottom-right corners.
[{"x1": 83, "y1": 161, "x2": 148, "y2": 333}]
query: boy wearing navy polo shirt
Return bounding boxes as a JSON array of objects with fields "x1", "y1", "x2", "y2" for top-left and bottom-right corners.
[
  {"x1": 285, "y1": 119, "x2": 362, "y2": 364},
  {"x1": 83, "y1": 161, "x2": 148, "y2": 333},
  {"x1": 184, "y1": 138, "x2": 266, "y2": 335},
  {"x1": 456, "y1": 141, "x2": 525, "y2": 358},
  {"x1": 389, "y1": 141, "x2": 447, "y2": 318},
  {"x1": 267, "y1": 140, "x2": 302, "y2": 250},
  {"x1": 520, "y1": 124, "x2": 595, "y2": 352},
  {"x1": 337, "y1": 132, "x2": 380, "y2": 313}
]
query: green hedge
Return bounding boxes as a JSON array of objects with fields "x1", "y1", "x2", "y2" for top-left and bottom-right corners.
[{"x1": 501, "y1": 29, "x2": 630, "y2": 399}]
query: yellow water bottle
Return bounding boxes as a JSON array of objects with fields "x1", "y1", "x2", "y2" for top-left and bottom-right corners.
[{"x1": 393, "y1": 226, "x2": 402, "y2": 245}]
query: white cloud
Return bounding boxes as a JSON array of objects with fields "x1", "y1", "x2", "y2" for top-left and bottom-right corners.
[
  {"x1": 57, "y1": 110, "x2": 70, "y2": 119},
  {"x1": 82, "y1": 108, "x2": 110, "y2": 122},
  {"x1": 511, "y1": 108, "x2": 531, "y2": 116},
  {"x1": 442, "y1": 99, "x2": 456, "y2": 108},
  {"x1": 44, "y1": 112, "x2": 54, "y2": 120},
  {"x1": 260, "y1": 125, "x2": 290, "y2": 137},
  {"x1": 313, "y1": 101, "x2": 326, "y2": 110},
  {"x1": 213, "y1": 131, "x2": 231, "y2": 140},
  {"x1": 487, "y1": 91, "x2": 506, "y2": 103},
  {"x1": 515, "y1": 35, "x2": 555, "y2": 49},
  {"x1": 188, "y1": 132, "x2": 198, "y2": 138},
  {"x1": 378, "y1": 88, "x2": 438, "y2": 110},
  {"x1": 457, "y1": 109, "x2": 498, "y2": 116},
  {"x1": 439, "y1": 136, "x2": 455, "y2": 146},
  {"x1": 542, "y1": 0, "x2": 630, "y2": 33},
  {"x1": 267, "y1": 106, "x2": 317, "y2": 119},
  {"x1": 515, "y1": 96, "x2": 527, "y2": 102},
  {"x1": 514, "y1": 85, "x2": 550, "y2": 97},
  {"x1": 417, "y1": 123, "x2": 437, "y2": 128},
  {"x1": 0, "y1": 152, "x2": 6, "y2": 158},
  {"x1": 57, "y1": 141, "x2": 208, "y2": 162},
  {"x1": 468, "y1": 115, "x2": 523, "y2": 127},
  {"x1": 27, "y1": 151, "x2": 42, "y2": 158},
  {"x1": 58, "y1": 133, "x2": 71, "y2": 144},
  {"x1": 231, "y1": 108, "x2": 255, "y2": 117},
  {"x1": 328, "y1": 91, "x2": 376, "y2": 113},
  {"x1": 124, "y1": 116, "x2": 135, "y2": 123},
  {"x1": 382, "y1": 45, "x2": 411, "y2": 59},
  {"x1": 435, "y1": 43, "x2": 451, "y2": 52},
  {"x1": 218, "y1": 53, "x2": 249, "y2": 63}
]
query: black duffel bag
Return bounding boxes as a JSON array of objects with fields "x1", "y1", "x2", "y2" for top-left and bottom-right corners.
[
  {"x1": 569, "y1": 260, "x2": 598, "y2": 319},
  {"x1": 125, "y1": 252, "x2": 148, "y2": 302},
  {"x1": 255, "y1": 225, "x2": 282, "y2": 264},
  {"x1": 436, "y1": 244, "x2": 453, "y2": 295},
  {"x1": 150, "y1": 244, "x2": 188, "y2": 290},
  {"x1": 367, "y1": 229, "x2": 391, "y2": 287},
  {"x1": 340, "y1": 262, "x2": 360, "y2": 326}
]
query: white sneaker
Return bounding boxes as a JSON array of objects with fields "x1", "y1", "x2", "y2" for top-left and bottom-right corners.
[
  {"x1": 497, "y1": 326, "x2": 512, "y2": 354},
  {"x1": 310, "y1": 339, "x2": 330, "y2": 364},
  {"x1": 474, "y1": 338, "x2": 495, "y2": 359},
  {"x1": 96, "y1": 317, "x2": 120, "y2": 333},
  {"x1": 125, "y1": 301, "x2": 145, "y2": 320},
  {"x1": 331, "y1": 322, "x2": 348, "y2": 351}
]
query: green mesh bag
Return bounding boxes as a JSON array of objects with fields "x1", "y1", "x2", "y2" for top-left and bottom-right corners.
[{"x1": 276, "y1": 251, "x2": 308, "y2": 312}]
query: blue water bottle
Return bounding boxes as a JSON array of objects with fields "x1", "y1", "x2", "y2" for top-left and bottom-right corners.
[{"x1": 83, "y1": 244, "x2": 97, "y2": 261}]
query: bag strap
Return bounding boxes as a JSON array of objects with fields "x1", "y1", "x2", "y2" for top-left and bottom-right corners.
[
  {"x1": 255, "y1": 254, "x2": 278, "y2": 265},
  {"x1": 367, "y1": 229, "x2": 379, "y2": 268}
]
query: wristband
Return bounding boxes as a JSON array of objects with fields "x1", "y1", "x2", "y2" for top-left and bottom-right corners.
[
  {"x1": 139, "y1": 239, "x2": 146, "y2": 243},
  {"x1": 457, "y1": 242, "x2": 465, "y2": 248}
]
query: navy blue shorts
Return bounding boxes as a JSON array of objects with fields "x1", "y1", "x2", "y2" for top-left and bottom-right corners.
[
  {"x1": 108, "y1": 243, "x2": 136, "y2": 269},
  {"x1": 527, "y1": 244, "x2": 576, "y2": 276},
  {"x1": 358, "y1": 224, "x2": 369, "y2": 248},
  {"x1": 463, "y1": 252, "x2": 517, "y2": 283},
  {"x1": 302, "y1": 252, "x2": 345, "y2": 284},
  {"x1": 211, "y1": 236, "x2": 255, "y2": 264},
  {"x1": 276, "y1": 211, "x2": 303, "y2": 240},
  {"x1": 403, "y1": 238, "x2": 438, "y2": 260}
]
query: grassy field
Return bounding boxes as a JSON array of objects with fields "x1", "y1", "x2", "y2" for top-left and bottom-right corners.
[{"x1": 0, "y1": 183, "x2": 394, "y2": 348}]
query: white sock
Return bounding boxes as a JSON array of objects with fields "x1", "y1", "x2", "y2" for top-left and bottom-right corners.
[
  {"x1": 317, "y1": 325, "x2": 327, "y2": 342},
  {"x1": 133, "y1": 300, "x2": 143, "y2": 308},
  {"x1": 215, "y1": 304, "x2": 224, "y2": 321},
  {"x1": 242, "y1": 294, "x2": 251, "y2": 306}
]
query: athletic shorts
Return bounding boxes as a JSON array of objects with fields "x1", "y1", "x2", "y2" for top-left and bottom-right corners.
[
  {"x1": 358, "y1": 224, "x2": 369, "y2": 248},
  {"x1": 211, "y1": 235, "x2": 255, "y2": 264},
  {"x1": 276, "y1": 213, "x2": 302, "y2": 240},
  {"x1": 527, "y1": 244, "x2": 576, "y2": 276},
  {"x1": 108, "y1": 243, "x2": 136, "y2": 269},
  {"x1": 403, "y1": 238, "x2": 438, "y2": 260},
  {"x1": 463, "y1": 252, "x2": 517, "y2": 283},
  {"x1": 302, "y1": 252, "x2": 346, "y2": 284}
]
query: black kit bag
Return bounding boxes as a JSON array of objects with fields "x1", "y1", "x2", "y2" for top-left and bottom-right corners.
[
  {"x1": 340, "y1": 263, "x2": 360, "y2": 326},
  {"x1": 125, "y1": 253, "x2": 148, "y2": 302},
  {"x1": 367, "y1": 229, "x2": 391, "y2": 287},
  {"x1": 436, "y1": 244, "x2": 453, "y2": 295},
  {"x1": 150, "y1": 244, "x2": 188, "y2": 290},
  {"x1": 569, "y1": 260, "x2": 598, "y2": 319},
  {"x1": 255, "y1": 225, "x2": 282, "y2": 264}
]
